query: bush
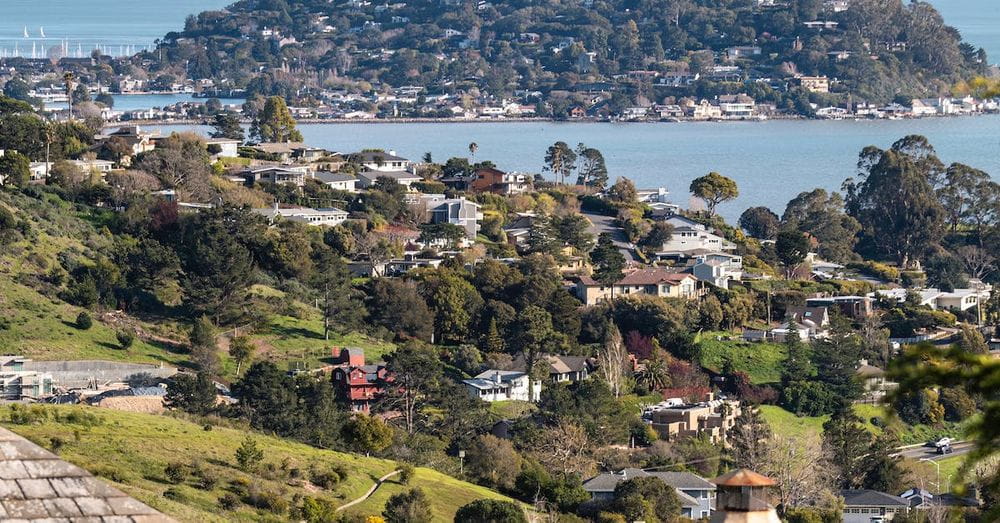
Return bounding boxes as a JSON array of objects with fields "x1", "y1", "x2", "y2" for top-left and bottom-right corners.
[
  {"x1": 780, "y1": 381, "x2": 838, "y2": 416},
  {"x1": 246, "y1": 487, "x2": 289, "y2": 514},
  {"x1": 397, "y1": 462, "x2": 415, "y2": 485},
  {"x1": 848, "y1": 261, "x2": 900, "y2": 283},
  {"x1": 75, "y1": 311, "x2": 92, "y2": 330},
  {"x1": 454, "y1": 499, "x2": 527, "y2": 523},
  {"x1": 218, "y1": 493, "x2": 240, "y2": 511},
  {"x1": 115, "y1": 330, "x2": 135, "y2": 350},
  {"x1": 163, "y1": 487, "x2": 186, "y2": 502},
  {"x1": 309, "y1": 466, "x2": 344, "y2": 489},
  {"x1": 164, "y1": 462, "x2": 187, "y2": 484}
]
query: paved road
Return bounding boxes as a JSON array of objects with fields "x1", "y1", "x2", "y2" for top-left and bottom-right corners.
[
  {"x1": 897, "y1": 441, "x2": 973, "y2": 461},
  {"x1": 582, "y1": 211, "x2": 639, "y2": 263}
]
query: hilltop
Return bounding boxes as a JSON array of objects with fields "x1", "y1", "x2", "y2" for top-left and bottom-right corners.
[
  {"x1": 135, "y1": 0, "x2": 988, "y2": 115},
  {"x1": 0, "y1": 405, "x2": 514, "y2": 521}
]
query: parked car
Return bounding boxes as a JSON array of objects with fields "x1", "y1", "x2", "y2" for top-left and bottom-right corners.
[
  {"x1": 938, "y1": 444, "x2": 953, "y2": 455},
  {"x1": 932, "y1": 437, "x2": 952, "y2": 448}
]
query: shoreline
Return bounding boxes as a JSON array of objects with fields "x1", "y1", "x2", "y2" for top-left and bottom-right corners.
[{"x1": 107, "y1": 112, "x2": 998, "y2": 128}]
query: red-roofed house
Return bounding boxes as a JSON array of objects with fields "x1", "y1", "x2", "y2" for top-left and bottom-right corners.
[
  {"x1": 574, "y1": 269, "x2": 699, "y2": 305},
  {"x1": 331, "y1": 348, "x2": 393, "y2": 413}
]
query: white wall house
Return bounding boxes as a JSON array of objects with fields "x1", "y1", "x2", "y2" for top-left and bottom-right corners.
[
  {"x1": 463, "y1": 370, "x2": 541, "y2": 402},
  {"x1": 253, "y1": 204, "x2": 349, "y2": 227},
  {"x1": 657, "y1": 226, "x2": 736, "y2": 255}
]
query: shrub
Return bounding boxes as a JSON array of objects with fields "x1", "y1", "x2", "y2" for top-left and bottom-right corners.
[
  {"x1": 848, "y1": 261, "x2": 900, "y2": 283},
  {"x1": 49, "y1": 437, "x2": 65, "y2": 453},
  {"x1": 310, "y1": 467, "x2": 343, "y2": 489},
  {"x1": 397, "y1": 462, "x2": 415, "y2": 485},
  {"x1": 163, "y1": 487, "x2": 186, "y2": 502},
  {"x1": 246, "y1": 487, "x2": 289, "y2": 514},
  {"x1": 164, "y1": 462, "x2": 187, "y2": 484},
  {"x1": 218, "y1": 493, "x2": 240, "y2": 511},
  {"x1": 454, "y1": 499, "x2": 527, "y2": 523},
  {"x1": 75, "y1": 311, "x2": 92, "y2": 330},
  {"x1": 235, "y1": 436, "x2": 264, "y2": 473},
  {"x1": 115, "y1": 330, "x2": 135, "y2": 350}
]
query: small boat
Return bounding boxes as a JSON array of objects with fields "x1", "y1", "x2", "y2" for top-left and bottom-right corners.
[
  {"x1": 23, "y1": 26, "x2": 28, "y2": 39},
  {"x1": 39, "y1": 27, "x2": 45, "y2": 38}
]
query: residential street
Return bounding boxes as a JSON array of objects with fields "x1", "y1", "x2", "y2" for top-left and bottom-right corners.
[
  {"x1": 582, "y1": 211, "x2": 639, "y2": 263},
  {"x1": 897, "y1": 441, "x2": 974, "y2": 461}
]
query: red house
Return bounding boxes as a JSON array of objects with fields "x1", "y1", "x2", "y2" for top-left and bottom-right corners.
[{"x1": 331, "y1": 348, "x2": 392, "y2": 413}]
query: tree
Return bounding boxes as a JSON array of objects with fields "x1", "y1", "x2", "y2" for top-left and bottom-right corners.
[
  {"x1": 730, "y1": 407, "x2": 774, "y2": 471},
  {"x1": 775, "y1": 230, "x2": 809, "y2": 279},
  {"x1": 466, "y1": 434, "x2": 522, "y2": 489},
  {"x1": 638, "y1": 222, "x2": 673, "y2": 254},
  {"x1": 612, "y1": 476, "x2": 681, "y2": 522},
  {"x1": 189, "y1": 316, "x2": 220, "y2": 375},
  {"x1": 780, "y1": 331, "x2": 814, "y2": 385},
  {"x1": 454, "y1": 499, "x2": 527, "y2": 523},
  {"x1": 115, "y1": 330, "x2": 135, "y2": 350},
  {"x1": 596, "y1": 325, "x2": 629, "y2": 398},
  {"x1": 576, "y1": 144, "x2": 609, "y2": 188},
  {"x1": 543, "y1": 141, "x2": 576, "y2": 184},
  {"x1": 63, "y1": 72, "x2": 75, "y2": 121},
  {"x1": 861, "y1": 430, "x2": 909, "y2": 493},
  {"x1": 235, "y1": 435, "x2": 264, "y2": 473},
  {"x1": 250, "y1": 96, "x2": 303, "y2": 143},
  {"x1": 165, "y1": 372, "x2": 217, "y2": 415},
  {"x1": 739, "y1": 206, "x2": 780, "y2": 240},
  {"x1": 366, "y1": 279, "x2": 433, "y2": 342},
  {"x1": 957, "y1": 245, "x2": 995, "y2": 281},
  {"x1": 382, "y1": 343, "x2": 443, "y2": 434},
  {"x1": 822, "y1": 410, "x2": 871, "y2": 489},
  {"x1": 311, "y1": 251, "x2": 363, "y2": 340},
  {"x1": 591, "y1": 233, "x2": 625, "y2": 300},
  {"x1": 606, "y1": 177, "x2": 638, "y2": 205},
  {"x1": 229, "y1": 336, "x2": 255, "y2": 376},
  {"x1": 844, "y1": 136, "x2": 945, "y2": 267},
  {"x1": 210, "y1": 112, "x2": 245, "y2": 141},
  {"x1": 383, "y1": 488, "x2": 432, "y2": 523},
  {"x1": 344, "y1": 414, "x2": 393, "y2": 456},
  {"x1": 956, "y1": 324, "x2": 989, "y2": 354},
  {"x1": 512, "y1": 305, "x2": 567, "y2": 401},
  {"x1": 782, "y1": 189, "x2": 862, "y2": 263},
  {"x1": 75, "y1": 311, "x2": 93, "y2": 330},
  {"x1": 0, "y1": 150, "x2": 30, "y2": 188},
  {"x1": 690, "y1": 172, "x2": 739, "y2": 216},
  {"x1": 468, "y1": 142, "x2": 478, "y2": 160}
]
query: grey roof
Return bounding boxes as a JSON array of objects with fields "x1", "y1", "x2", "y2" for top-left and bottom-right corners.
[
  {"x1": 314, "y1": 172, "x2": 357, "y2": 183},
  {"x1": 0, "y1": 426, "x2": 173, "y2": 521},
  {"x1": 582, "y1": 468, "x2": 714, "y2": 492},
  {"x1": 841, "y1": 489, "x2": 910, "y2": 507},
  {"x1": 358, "y1": 170, "x2": 422, "y2": 181}
]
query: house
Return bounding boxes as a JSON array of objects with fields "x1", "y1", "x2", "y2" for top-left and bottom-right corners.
[
  {"x1": 347, "y1": 254, "x2": 444, "y2": 278},
  {"x1": 409, "y1": 194, "x2": 482, "y2": 239},
  {"x1": 574, "y1": 269, "x2": 699, "y2": 305},
  {"x1": 248, "y1": 142, "x2": 307, "y2": 162},
  {"x1": 692, "y1": 253, "x2": 743, "y2": 289},
  {"x1": 242, "y1": 166, "x2": 311, "y2": 186},
  {"x1": 502, "y1": 213, "x2": 539, "y2": 247},
  {"x1": 510, "y1": 354, "x2": 591, "y2": 384},
  {"x1": 687, "y1": 99, "x2": 723, "y2": 120},
  {"x1": 98, "y1": 126, "x2": 159, "y2": 162},
  {"x1": 899, "y1": 488, "x2": 980, "y2": 510},
  {"x1": 314, "y1": 171, "x2": 359, "y2": 192},
  {"x1": 768, "y1": 320, "x2": 813, "y2": 343},
  {"x1": 797, "y1": 75, "x2": 830, "y2": 93},
  {"x1": 784, "y1": 306, "x2": 830, "y2": 338},
  {"x1": 349, "y1": 150, "x2": 412, "y2": 172},
  {"x1": 331, "y1": 348, "x2": 392, "y2": 413},
  {"x1": 857, "y1": 359, "x2": 897, "y2": 402},
  {"x1": 718, "y1": 94, "x2": 756, "y2": 119},
  {"x1": 253, "y1": 203, "x2": 349, "y2": 227},
  {"x1": 725, "y1": 46, "x2": 761, "y2": 60},
  {"x1": 356, "y1": 170, "x2": 423, "y2": 189},
  {"x1": 871, "y1": 284, "x2": 991, "y2": 313},
  {"x1": 582, "y1": 469, "x2": 716, "y2": 519},
  {"x1": 204, "y1": 138, "x2": 240, "y2": 158},
  {"x1": 469, "y1": 167, "x2": 530, "y2": 195},
  {"x1": 643, "y1": 395, "x2": 741, "y2": 444},
  {"x1": 910, "y1": 99, "x2": 939, "y2": 117},
  {"x1": 841, "y1": 490, "x2": 910, "y2": 523},
  {"x1": 463, "y1": 370, "x2": 541, "y2": 402},
  {"x1": 806, "y1": 295, "x2": 873, "y2": 319},
  {"x1": 0, "y1": 370, "x2": 53, "y2": 400},
  {"x1": 655, "y1": 226, "x2": 736, "y2": 257}
]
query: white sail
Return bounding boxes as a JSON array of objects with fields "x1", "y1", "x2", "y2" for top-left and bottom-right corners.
[
  {"x1": 23, "y1": 26, "x2": 28, "y2": 39},
  {"x1": 39, "y1": 27, "x2": 45, "y2": 38}
]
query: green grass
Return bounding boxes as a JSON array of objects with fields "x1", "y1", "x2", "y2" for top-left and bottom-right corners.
[
  {"x1": 697, "y1": 331, "x2": 786, "y2": 384},
  {"x1": 762, "y1": 404, "x2": 965, "y2": 446},
  {"x1": 0, "y1": 405, "x2": 512, "y2": 522},
  {"x1": 759, "y1": 405, "x2": 829, "y2": 440}
]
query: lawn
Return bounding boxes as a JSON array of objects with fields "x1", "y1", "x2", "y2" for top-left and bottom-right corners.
[
  {"x1": 0, "y1": 405, "x2": 513, "y2": 522},
  {"x1": 762, "y1": 404, "x2": 966, "y2": 446},
  {"x1": 697, "y1": 331, "x2": 786, "y2": 384}
]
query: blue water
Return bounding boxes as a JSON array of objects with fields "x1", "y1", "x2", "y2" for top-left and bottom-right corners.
[
  {"x1": 0, "y1": 0, "x2": 231, "y2": 58},
  {"x1": 932, "y1": 0, "x2": 1000, "y2": 62},
  {"x1": 152, "y1": 116, "x2": 1000, "y2": 221}
]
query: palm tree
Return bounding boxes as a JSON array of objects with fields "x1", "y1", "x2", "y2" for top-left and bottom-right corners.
[
  {"x1": 63, "y1": 72, "x2": 75, "y2": 121},
  {"x1": 468, "y1": 142, "x2": 478, "y2": 160},
  {"x1": 636, "y1": 351, "x2": 671, "y2": 392}
]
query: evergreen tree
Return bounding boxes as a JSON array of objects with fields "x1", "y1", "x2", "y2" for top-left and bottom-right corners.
[
  {"x1": 189, "y1": 316, "x2": 220, "y2": 375},
  {"x1": 543, "y1": 141, "x2": 576, "y2": 184},
  {"x1": 591, "y1": 233, "x2": 626, "y2": 300},
  {"x1": 822, "y1": 409, "x2": 871, "y2": 489},
  {"x1": 235, "y1": 435, "x2": 264, "y2": 473},
  {"x1": 780, "y1": 331, "x2": 814, "y2": 385},
  {"x1": 481, "y1": 317, "x2": 505, "y2": 354},
  {"x1": 862, "y1": 430, "x2": 909, "y2": 493},
  {"x1": 728, "y1": 407, "x2": 774, "y2": 471},
  {"x1": 690, "y1": 172, "x2": 739, "y2": 215},
  {"x1": 250, "y1": 96, "x2": 303, "y2": 143},
  {"x1": 383, "y1": 488, "x2": 432, "y2": 523},
  {"x1": 165, "y1": 372, "x2": 217, "y2": 415},
  {"x1": 210, "y1": 111, "x2": 245, "y2": 141}
]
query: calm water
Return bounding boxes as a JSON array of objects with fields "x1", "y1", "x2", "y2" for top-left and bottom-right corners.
[
  {"x1": 154, "y1": 116, "x2": 1000, "y2": 221},
  {"x1": 932, "y1": 0, "x2": 1000, "y2": 61},
  {"x1": 0, "y1": 0, "x2": 230, "y2": 58}
]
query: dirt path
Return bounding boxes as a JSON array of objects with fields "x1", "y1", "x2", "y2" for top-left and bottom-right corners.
[{"x1": 336, "y1": 469, "x2": 401, "y2": 512}]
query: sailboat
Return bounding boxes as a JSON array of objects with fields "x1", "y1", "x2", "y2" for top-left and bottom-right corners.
[
  {"x1": 23, "y1": 26, "x2": 28, "y2": 39},
  {"x1": 39, "y1": 27, "x2": 45, "y2": 39}
]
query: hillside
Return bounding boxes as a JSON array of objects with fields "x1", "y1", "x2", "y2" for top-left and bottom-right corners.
[
  {"x1": 0, "y1": 405, "x2": 514, "y2": 522},
  {"x1": 0, "y1": 190, "x2": 392, "y2": 379},
  {"x1": 140, "y1": 0, "x2": 988, "y2": 112}
]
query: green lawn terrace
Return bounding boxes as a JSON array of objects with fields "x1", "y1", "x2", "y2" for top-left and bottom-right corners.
[{"x1": 0, "y1": 405, "x2": 514, "y2": 522}]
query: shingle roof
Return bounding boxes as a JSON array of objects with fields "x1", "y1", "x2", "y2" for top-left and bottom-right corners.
[
  {"x1": 314, "y1": 172, "x2": 357, "y2": 183},
  {"x1": 712, "y1": 469, "x2": 776, "y2": 487},
  {"x1": 841, "y1": 489, "x2": 910, "y2": 507},
  {"x1": 577, "y1": 268, "x2": 694, "y2": 286},
  {"x1": 582, "y1": 469, "x2": 715, "y2": 492},
  {"x1": 0, "y1": 426, "x2": 173, "y2": 521}
]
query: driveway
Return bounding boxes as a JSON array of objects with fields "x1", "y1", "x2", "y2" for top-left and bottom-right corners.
[{"x1": 582, "y1": 211, "x2": 639, "y2": 263}]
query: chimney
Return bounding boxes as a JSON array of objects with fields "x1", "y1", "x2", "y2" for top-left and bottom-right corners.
[{"x1": 273, "y1": 201, "x2": 280, "y2": 211}]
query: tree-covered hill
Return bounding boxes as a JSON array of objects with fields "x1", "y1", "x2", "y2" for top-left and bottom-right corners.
[{"x1": 140, "y1": 0, "x2": 988, "y2": 110}]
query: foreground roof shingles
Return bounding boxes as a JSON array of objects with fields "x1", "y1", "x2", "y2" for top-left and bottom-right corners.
[{"x1": 0, "y1": 426, "x2": 174, "y2": 522}]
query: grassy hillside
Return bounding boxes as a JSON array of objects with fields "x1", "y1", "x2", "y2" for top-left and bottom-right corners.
[
  {"x1": 0, "y1": 191, "x2": 393, "y2": 379},
  {"x1": 761, "y1": 404, "x2": 966, "y2": 446},
  {"x1": 697, "y1": 332, "x2": 786, "y2": 385},
  {"x1": 0, "y1": 405, "x2": 512, "y2": 522}
]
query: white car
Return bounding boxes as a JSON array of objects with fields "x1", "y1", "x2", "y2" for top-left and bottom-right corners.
[{"x1": 933, "y1": 437, "x2": 952, "y2": 448}]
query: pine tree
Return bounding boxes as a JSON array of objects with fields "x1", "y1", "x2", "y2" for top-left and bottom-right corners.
[
  {"x1": 728, "y1": 406, "x2": 774, "y2": 471},
  {"x1": 189, "y1": 316, "x2": 220, "y2": 376},
  {"x1": 250, "y1": 96, "x2": 303, "y2": 143},
  {"x1": 235, "y1": 435, "x2": 264, "y2": 473},
  {"x1": 481, "y1": 317, "x2": 505, "y2": 354},
  {"x1": 780, "y1": 330, "x2": 814, "y2": 385}
]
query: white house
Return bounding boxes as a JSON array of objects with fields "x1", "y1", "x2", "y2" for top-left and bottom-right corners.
[
  {"x1": 253, "y1": 204, "x2": 349, "y2": 227},
  {"x1": 692, "y1": 253, "x2": 743, "y2": 289},
  {"x1": 204, "y1": 138, "x2": 240, "y2": 158},
  {"x1": 463, "y1": 370, "x2": 541, "y2": 402},
  {"x1": 356, "y1": 170, "x2": 423, "y2": 189},
  {"x1": 351, "y1": 150, "x2": 412, "y2": 172},
  {"x1": 314, "y1": 172, "x2": 359, "y2": 192},
  {"x1": 656, "y1": 226, "x2": 736, "y2": 256}
]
